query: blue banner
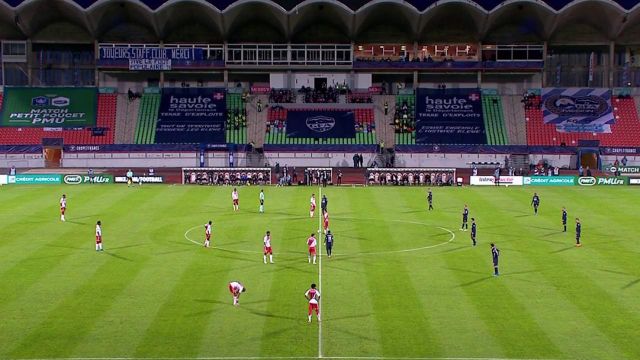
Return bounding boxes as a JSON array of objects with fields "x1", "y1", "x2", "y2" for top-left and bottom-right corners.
[
  {"x1": 155, "y1": 88, "x2": 227, "y2": 144},
  {"x1": 542, "y1": 88, "x2": 614, "y2": 133},
  {"x1": 415, "y1": 89, "x2": 486, "y2": 144},
  {"x1": 286, "y1": 110, "x2": 356, "y2": 138}
]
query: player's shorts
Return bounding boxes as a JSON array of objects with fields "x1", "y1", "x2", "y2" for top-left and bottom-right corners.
[
  {"x1": 493, "y1": 259, "x2": 498, "y2": 266},
  {"x1": 60, "y1": 207, "x2": 66, "y2": 214},
  {"x1": 308, "y1": 303, "x2": 319, "y2": 314},
  {"x1": 260, "y1": 200, "x2": 264, "y2": 205},
  {"x1": 264, "y1": 246, "x2": 272, "y2": 255},
  {"x1": 206, "y1": 234, "x2": 211, "y2": 241},
  {"x1": 233, "y1": 199, "x2": 239, "y2": 205},
  {"x1": 95, "y1": 236, "x2": 102, "y2": 244},
  {"x1": 310, "y1": 205, "x2": 316, "y2": 211},
  {"x1": 309, "y1": 247, "x2": 316, "y2": 255},
  {"x1": 323, "y1": 221, "x2": 329, "y2": 228},
  {"x1": 228, "y1": 284, "x2": 235, "y2": 294}
]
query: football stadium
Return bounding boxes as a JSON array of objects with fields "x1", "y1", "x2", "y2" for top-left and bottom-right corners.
[{"x1": 1, "y1": 0, "x2": 640, "y2": 359}]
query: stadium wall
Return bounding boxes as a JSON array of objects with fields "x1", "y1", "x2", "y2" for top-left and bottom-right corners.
[
  {"x1": 0, "y1": 153, "x2": 44, "y2": 168},
  {"x1": 57, "y1": 152, "x2": 575, "y2": 169}
]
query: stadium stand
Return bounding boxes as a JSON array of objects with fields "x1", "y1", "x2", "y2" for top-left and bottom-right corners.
[
  {"x1": 0, "y1": 93, "x2": 116, "y2": 145},
  {"x1": 394, "y1": 94, "x2": 416, "y2": 145},
  {"x1": 265, "y1": 107, "x2": 376, "y2": 145},
  {"x1": 525, "y1": 96, "x2": 640, "y2": 147},
  {"x1": 226, "y1": 93, "x2": 247, "y2": 144},
  {"x1": 482, "y1": 95, "x2": 509, "y2": 145},
  {"x1": 134, "y1": 93, "x2": 160, "y2": 144}
]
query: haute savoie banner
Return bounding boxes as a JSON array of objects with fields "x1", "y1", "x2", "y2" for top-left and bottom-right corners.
[
  {"x1": 155, "y1": 88, "x2": 227, "y2": 144},
  {"x1": 542, "y1": 88, "x2": 614, "y2": 133},
  {"x1": 1, "y1": 87, "x2": 97, "y2": 128},
  {"x1": 415, "y1": 89, "x2": 486, "y2": 144},
  {"x1": 286, "y1": 110, "x2": 356, "y2": 138}
]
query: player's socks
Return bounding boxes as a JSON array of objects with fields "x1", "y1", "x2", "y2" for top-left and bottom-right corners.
[
  {"x1": 269, "y1": 255, "x2": 273, "y2": 263},
  {"x1": 263, "y1": 255, "x2": 267, "y2": 264},
  {"x1": 308, "y1": 315, "x2": 312, "y2": 323},
  {"x1": 313, "y1": 255, "x2": 316, "y2": 264},
  {"x1": 308, "y1": 256, "x2": 311, "y2": 263}
]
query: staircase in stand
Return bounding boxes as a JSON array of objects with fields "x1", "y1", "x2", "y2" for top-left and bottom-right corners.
[{"x1": 509, "y1": 154, "x2": 530, "y2": 172}]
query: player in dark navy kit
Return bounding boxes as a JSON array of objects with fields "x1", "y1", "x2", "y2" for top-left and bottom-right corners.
[
  {"x1": 427, "y1": 189, "x2": 433, "y2": 211},
  {"x1": 321, "y1": 195, "x2": 328, "y2": 213},
  {"x1": 470, "y1": 218, "x2": 477, "y2": 246},
  {"x1": 324, "y1": 230, "x2": 334, "y2": 258},
  {"x1": 461, "y1": 205, "x2": 469, "y2": 231},
  {"x1": 491, "y1": 243, "x2": 500, "y2": 276},
  {"x1": 575, "y1": 218, "x2": 582, "y2": 247},
  {"x1": 562, "y1": 207, "x2": 568, "y2": 232},
  {"x1": 531, "y1": 193, "x2": 540, "y2": 215}
]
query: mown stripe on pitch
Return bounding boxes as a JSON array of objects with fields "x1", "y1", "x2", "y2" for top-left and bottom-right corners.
[
  {"x1": 315, "y1": 187, "x2": 384, "y2": 358},
  {"x1": 393, "y1": 188, "x2": 507, "y2": 359},
  {"x1": 7, "y1": 189, "x2": 166, "y2": 358},
  {"x1": 346, "y1": 188, "x2": 444, "y2": 357},
  {"x1": 474, "y1": 188, "x2": 637, "y2": 359},
  {"x1": 0, "y1": 187, "x2": 140, "y2": 357},
  {"x1": 132, "y1": 188, "x2": 260, "y2": 358},
  {"x1": 68, "y1": 188, "x2": 205, "y2": 357},
  {"x1": 433, "y1": 188, "x2": 564, "y2": 359}
]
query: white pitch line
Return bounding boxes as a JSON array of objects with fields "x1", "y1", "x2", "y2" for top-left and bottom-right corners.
[
  {"x1": 318, "y1": 186, "x2": 324, "y2": 359},
  {"x1": 9, "y1": 356, "x2": 565, "y2": 360}
]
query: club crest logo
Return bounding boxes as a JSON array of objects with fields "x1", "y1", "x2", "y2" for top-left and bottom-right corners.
[
  {"x1": 306, "y1": 116, "x2": 335, "y2": 133},
  {"x1": 544, "y1": 95, "x2": 608, "y2": 117}
]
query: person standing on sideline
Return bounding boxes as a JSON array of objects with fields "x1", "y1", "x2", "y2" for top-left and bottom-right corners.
[
  {"x1": 384, "y1": 101, "x2": 389, "y2": 115},
  {"x1": 575, "y1": 218, "x2": 582, "y2": 247},
  {"x1": 562, "y1": 207, "x2": 568, "y2": 232},
  {"x1": 427, "y1": 189, "x2": 433, "y2": 211},
  {"x1": 229, "y1": 152, "x2": 234, "y2": 168},
  {"x1": 324, "y1": 230, "x2": 334, "y2": 258},
  {"x1": 126, "y1": 169, "x2": 133, "y2": 187},
  {"x1": 491, "y1": 243, "x2": 500, "y2": 276},
  {"x1": 337, "y1": 169, "x2": 342, "y2": 185},
  {"x1": 353, "y1": 154, "x2": 358, "y2": 168},
  {"x1": 471, "y1": 218, "x2": 477, "y2": 246}
]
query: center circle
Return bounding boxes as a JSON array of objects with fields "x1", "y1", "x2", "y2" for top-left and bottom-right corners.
[{"x1": 183, "y1": 217, "x2": 455, "y2": 256}]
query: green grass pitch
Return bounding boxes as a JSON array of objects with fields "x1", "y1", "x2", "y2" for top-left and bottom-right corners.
[{"x1": 0, "y1": 184, "x2": 639, "y2": 360}]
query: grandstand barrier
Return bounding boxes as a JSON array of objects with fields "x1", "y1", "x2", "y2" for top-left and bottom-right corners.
[{"x1": 181, "y1": 167, "x2": 271, "y2": 185}]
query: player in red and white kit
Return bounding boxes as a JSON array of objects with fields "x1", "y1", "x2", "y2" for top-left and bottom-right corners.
[
  {"x1": 204, "y1": 220, "x2": 212, "y2": 248},
  {"x1": 228, "y1": 281, "x2": 246, "y2": 306},
  {"x1": 95, "y1": 220, "x2": 103, "y2": 251},
  {"x1": 310, "y1": 194, "x2": 316, "y2": 218},
  {"x1": 232, "y1": 188, "x2": 239, "y2": 211},
  {"x1": 307, "y1": 233, "x2": 317, "y2": 264},
  {"x1": 59, "y1": 194, "x2": 67, "y2": 222},
  {"x1": 263, "y1": 230, "x2": 273, "y2": 264},
  {"x1": 322, "y1": 209, "x2": 329, "y2": 234},
  {"x1": 305, "y1": 283, "x2": 321, "y2": 323}
]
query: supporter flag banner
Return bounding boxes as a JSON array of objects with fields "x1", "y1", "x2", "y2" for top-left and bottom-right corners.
[
  {"x1": 155, "y1": 88, "x2": 227, "y2": 144},
  {"x1": 1, "y1": 87, "x2": 97, "y2": 128},
  {"x1": 415, "y1": 89, "x2": 486, "y2": 145},
  {"x1": 99, "y1": 46, "x2": 204, "y2": 70},
  {"x1": 286, "y1": 110, "x2": 356, "y2": 138},
  {"x1": 542, "y1": 88, "x2": 614, "y2": 133}
]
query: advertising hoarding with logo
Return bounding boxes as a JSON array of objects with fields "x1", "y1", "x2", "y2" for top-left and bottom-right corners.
[
  {"x1": 0, "y1": 175, "x2": 7, "y2": 185},
  {"x1": 285, "y1": 110, "x2": 356, "y2": 138},
  {"x1": 578, "y1": 176, "x2": 627, "y2": 186},
  {"x1": 609, "y1": 166, "x2": 640, "y2": 175},
  {"x1": 155, "y1": 88, "x2": 226, "y2": 144},
  {"x1": 629, "y1": 178, "x2": 640, "y2": 185},
  {"x1": 0, "y1": 87, "x2": 97, "y2": 127},
  {"x1": 8, "y1": 174, "x2": 62, "y2": 184},
  {"x1": 63, "y1": 174, "x2": 113, "y2": 184},
  {"x1": 414, "y1": 88, "x2": 487, "y2": 145},
  {"x1": 524, "y1": 176, "x2": 576, "y2": 186},
  {"x1": 542, "y1": 88, "x2": 614, "y2": 133},
  {"x1": 470, "y1": 176, "x2": 523, "y2": 186},
  {"x1": 114, "y1": 176, "x2": 164, "y2": 184}
]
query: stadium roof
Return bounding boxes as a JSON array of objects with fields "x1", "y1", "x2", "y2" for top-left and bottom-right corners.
[{"x1": 1, "y1": 0, "x2": 638, "y2": 43}]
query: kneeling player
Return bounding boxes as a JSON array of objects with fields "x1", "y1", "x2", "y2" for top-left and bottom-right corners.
[
  {"x1": 228, "y1": 281, "x2": 246, "y2": 306},
  {"x1": 263, "y1": 231, "x2": 273, "y2": 264},
  {"x1": 307, "y1": 233, "x2": 317, "y2": 264},
  {"x1": 95, "y1": 220, "x2": 103, "y2": 251},
  {"x1": 305, "y1": 283, "x2": 321, "y2": 323}
]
